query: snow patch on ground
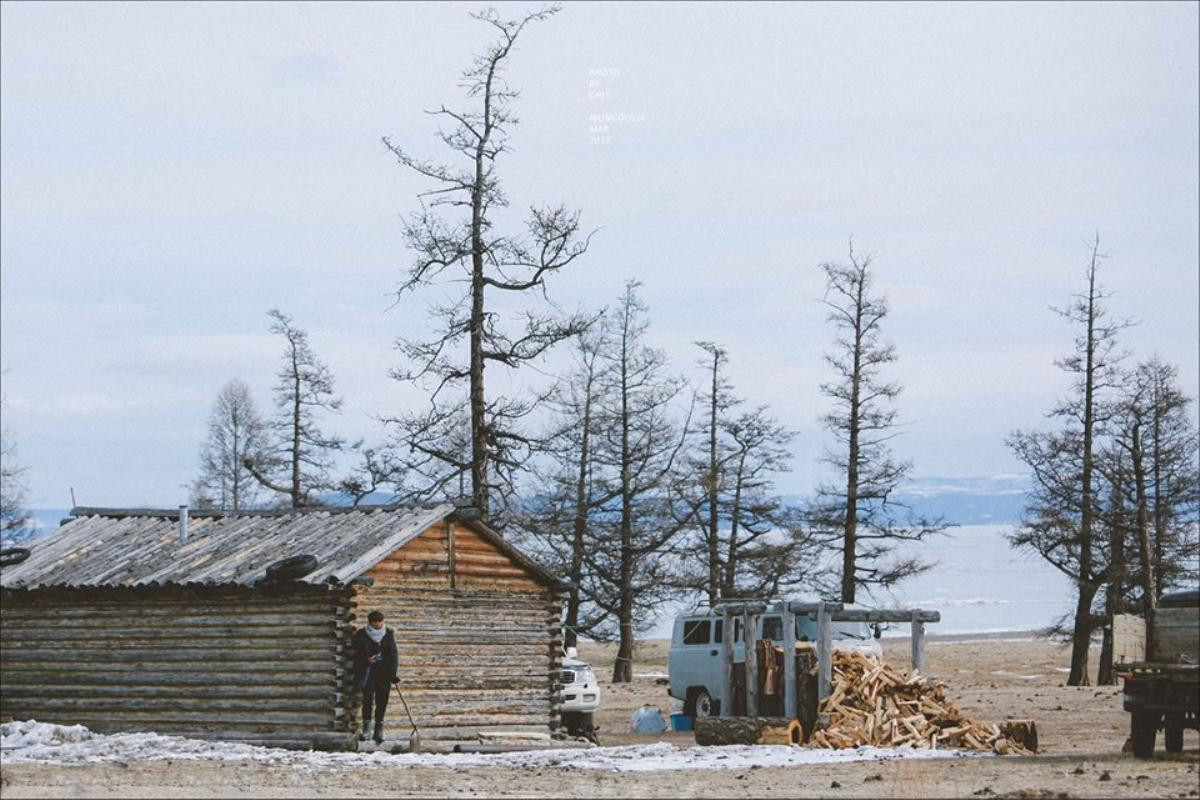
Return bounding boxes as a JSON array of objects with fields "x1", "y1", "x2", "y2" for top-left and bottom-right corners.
[{"x1": 0, "y1": 721, "x2": 987, "y2": 772}]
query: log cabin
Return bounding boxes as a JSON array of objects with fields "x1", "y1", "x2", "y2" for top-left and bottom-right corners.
[{"x1": 0, "y1": 503, "x2": 565, "y2": 750}]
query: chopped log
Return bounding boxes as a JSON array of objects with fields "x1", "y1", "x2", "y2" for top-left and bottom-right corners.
[
  {"x1": 808, "y1": 651, "x2": 1035, "y2": 755},
  {"x1": 694, "y1": 717, "x2": 803, "y2": 746}
]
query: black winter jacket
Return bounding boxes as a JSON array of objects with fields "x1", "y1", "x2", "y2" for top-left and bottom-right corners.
[{"x1": 352, "y1": 626, "x2": 399, "y2": 687}]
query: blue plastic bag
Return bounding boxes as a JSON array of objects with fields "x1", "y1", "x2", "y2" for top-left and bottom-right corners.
[{"x1": 630, "y1": 705, "x2": 666, "y2": 733}]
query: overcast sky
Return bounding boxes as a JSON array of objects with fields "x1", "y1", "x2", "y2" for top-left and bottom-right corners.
[{"x1": 2, "y1": 1, "x2": 1197, "y2": 509}]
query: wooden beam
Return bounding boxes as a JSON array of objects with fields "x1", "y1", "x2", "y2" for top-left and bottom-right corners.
[
  {"x1": 827, "y1": 608, "x2": 940, "y2": 624},
  {"x1": 743, "y1": 608, "x2": 758, "y2": 717},
  {"x1": 785, "y1": 600, "x2": 845, "y2": 616},
  {"x1": 783, "y1": 604, "x2": 797, "y2": 720},
  {"x1": 720, "y1": 610, "x2": 733, "y2": 719},
  {"x1": 816, "y1": 601, "x2": 832, "y2": 713},
  {"x1": 911, "y1": 612, "x2": 926, "y2": 676},
  {"x1": 714, "y1": 600, "x2": 767, "y2": 616},
  {"x1": 445, "y1": 519, "x2": 456, "y2": 589}
]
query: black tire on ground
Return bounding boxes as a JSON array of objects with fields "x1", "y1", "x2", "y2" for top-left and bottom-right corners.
[
  {"x1": 1164, "y1": 715, "x2": 1184, "y2": 753},
  {"x1": 561, "y1": 711, "x2": 598, "y2": 743},
  {"x1": 264, "y1": 554, "x2": 318, "y2": 581},
  {"x1": 1130, "y1": 711, "x2": 1159, "y2": 759},
  {"x1": 686, "y1": 688, "x2": 717, "y2": 719}
]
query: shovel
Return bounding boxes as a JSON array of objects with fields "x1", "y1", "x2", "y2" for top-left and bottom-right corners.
[{"x1": 391, "y1": 679, "x2": 422, "y2": 753}]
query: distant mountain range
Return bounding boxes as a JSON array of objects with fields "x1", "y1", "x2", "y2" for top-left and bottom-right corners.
[{"x1": 6, "y1": 475, "x2": 1028, "y2": 543}]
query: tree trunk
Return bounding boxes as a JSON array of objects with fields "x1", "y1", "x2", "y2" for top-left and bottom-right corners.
[
  {"x1": 706, "y1": 351, "x2": 720, "y2": 606},
  {"x1": 231, "y1": 425, "x2": 241, "y2": 512},
  {"x1": 721, "y1": 453, "x2": 746, "y2": 599},
  {"x1": 1098, "y1": 474, "x2": 1126, "y2": 686},
  {"x1": 1131, "y1": 421, "x2": 1156, "y2": 660},
  {"x1": 469, "y1": 198, "x2": 488, "y2": 520},
  {"x1": 840, "y1": 279, "x2": 866, "y2": 605},
  {"x1": 1067, "y1": 580, "x2": 1098, "y2": 686},
  {"x1": 1098, "y1": 624, "x2": 1114, "y2": 686},
  {"x1": 613, "y1": 312, "x2": 634, "y2": 684},
  {"x1": 1149, "y1": 381, "x2": 1165, "y2": 600},
  {"x1": 694, "y1": 717, "x2": 802, "y2": 746},
  {"x1": 565, "y1": 368, "x2": 596, "y2": 651},
  {"x1": 1068, "y1": 242, "x2": 1100, "y2": 686},
  {"x1": 290, "y1": 356, "x2": 302, "y2": 508}
]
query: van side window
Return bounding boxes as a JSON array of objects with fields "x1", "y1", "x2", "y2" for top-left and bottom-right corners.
[
  {"x1": 734, "y1": 618, "x2": 742, "y2": 643},
  {"x1": 682, "y1": 620, "x2": 711, "y2": 645},
  {"x1": 762, "y1": 616, "x2": 782, "y2": 642},
  {"x1": 714, "y1": 620, "x2": 723, "y2": 643}
]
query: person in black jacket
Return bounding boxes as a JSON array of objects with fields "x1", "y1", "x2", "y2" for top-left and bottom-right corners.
[{"x1": 352, "y1": 609, "x2": 399, "y2": 744}]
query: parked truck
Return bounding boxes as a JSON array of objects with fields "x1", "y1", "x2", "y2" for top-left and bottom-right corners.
[{"x1": 1117, "y1": 589, "x2": 1199, "y2": 758}]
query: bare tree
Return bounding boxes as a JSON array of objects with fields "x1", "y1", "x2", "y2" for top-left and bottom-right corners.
[
  {"x1": 1008, "y1": 235, "x2": 1131, "y2": 686},
  {"x1": 384, "y1": 5, "x2": 593, "y2": 522},
  {"x1": 1108, "y1": 359, "x2": 1199, "y2": 657},
  {"x1": 586, "y1": 282, "x2": 691, "y2": 682},
  {"x1": 672, "y1": 342, "x2": 822, "y2": 605},
  {"x1": 1094, "y1": 447, "x2": 1132, "y2": 685},
  {"x1": 336, "y1": 445, "x2": 408, "y2": 507},
  {"x1": 244, "y1": 309, "x2": 346, "y2": 508},
  {"x1": 191, "y1": 379, "x2": 269, "y2": 512},
  {"x1": 809, "y1": 242, "x2": 943, "y2": 604},
  {"x1": 516, "y1": 321, "x2": 611, "y2": 649},
  {"x1": 1136, "y1": 358, "x2": 1200, "y2": 596},
  {"x1": 1, "y1": 390, "x2": 33, "y2": 542}
]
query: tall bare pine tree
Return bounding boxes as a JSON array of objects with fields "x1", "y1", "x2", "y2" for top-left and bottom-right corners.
[
  {"x1": 245, "y1": 309, "x2": 346, "y2": 508},
  {"x1": 384, "y1": 5, "x2": 592, "y2": 522},
  {"x1": 1008, "y1": 236, "x2": 1131, "y2": 685},
  {"x1": 810, "y1": 243, "x2": 943, "y2": 604},
  {"x1": 191, "y1": 378, "x2": 269, "y2": 511}
]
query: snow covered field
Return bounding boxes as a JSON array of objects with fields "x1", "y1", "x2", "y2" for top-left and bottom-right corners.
[{"x1": 0, "y1": 720, "x2": 979, "y2": 772}]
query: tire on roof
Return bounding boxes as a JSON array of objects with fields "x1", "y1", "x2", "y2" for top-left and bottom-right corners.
[{"x1": 263, "y1": 554, "x2": 318, "y2": 582}]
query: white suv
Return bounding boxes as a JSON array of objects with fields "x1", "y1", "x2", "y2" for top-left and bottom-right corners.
[{"x1": 559, "y1": 648, "x2": 601, "y2": 742}]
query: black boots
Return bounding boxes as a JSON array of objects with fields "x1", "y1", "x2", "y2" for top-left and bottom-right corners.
[
  {"x1": 373, "y1": 722, "x2": 384, "y2": 744},
  {"x1": 359, "y1": 719, "x2": 371, "y2": 741}
]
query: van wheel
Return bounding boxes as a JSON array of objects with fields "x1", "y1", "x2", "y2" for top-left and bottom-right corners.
[{"x1": 686, "y1": 688, "x2": 718, "y2": 719}]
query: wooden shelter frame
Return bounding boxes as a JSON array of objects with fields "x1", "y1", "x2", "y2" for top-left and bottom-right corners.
[{"x1": 712, "y1": 599, "x2": 940, "y2": 721}]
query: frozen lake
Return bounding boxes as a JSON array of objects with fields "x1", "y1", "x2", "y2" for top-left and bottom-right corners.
[
  {"x1": 651, "y1": 524, "x2": 1076, "y2": 638},
  {"x1": 870, "y1": 524, "x2": 1075, "y2": 635}
]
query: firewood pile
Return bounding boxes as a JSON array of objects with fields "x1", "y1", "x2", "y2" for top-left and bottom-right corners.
[{"x1": 808, "y1": 650, "x2": 1036, "y2": 755}]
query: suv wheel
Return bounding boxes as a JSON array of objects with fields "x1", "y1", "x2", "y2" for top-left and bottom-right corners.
[{"x1": 687, "y1": 688, "x2": 718, "y2": 719}]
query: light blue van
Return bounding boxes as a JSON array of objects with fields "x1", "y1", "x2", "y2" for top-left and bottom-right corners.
[{"x1": 667, "y1": 607, "x2": 881, "y2": 717}]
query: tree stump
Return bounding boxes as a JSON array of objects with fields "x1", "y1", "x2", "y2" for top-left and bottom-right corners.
[
  {"x1": 694, "y1": 716, "x2": 803, "y2": 746},
  {"x1": 1000, "y1": 720, "x2": 1038, "y2": 753}
]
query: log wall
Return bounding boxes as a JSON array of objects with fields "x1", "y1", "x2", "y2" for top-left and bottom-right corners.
[
  {"x1": 0, "y1": 585, "x2": 354, "y2": 750},
  {"x1": 354, "y1": 521, "x2": 563, "y2": 740}
]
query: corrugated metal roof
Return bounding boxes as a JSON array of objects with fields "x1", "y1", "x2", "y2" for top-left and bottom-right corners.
[{"x1": 0, "y1": 503, "x2": 456, "y2": 590}]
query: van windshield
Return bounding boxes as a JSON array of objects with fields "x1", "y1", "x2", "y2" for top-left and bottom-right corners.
[{"x1": 795, "y1": 617, "x2": 871, "y2": 641}]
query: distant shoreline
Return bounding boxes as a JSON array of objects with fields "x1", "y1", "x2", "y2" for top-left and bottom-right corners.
[{"x1": 883, "y1": 629, "x2": 1046, "y2": 644}]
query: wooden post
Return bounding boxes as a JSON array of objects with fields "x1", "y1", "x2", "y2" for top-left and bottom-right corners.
[
  {"x1": 911, "y1": 611, "x2": 926, "y2": 676},
  {"x1": 816, "y1": 601, "x2": 832, "y2": 713},
  {"x1": 720, "y1": 609, "x2": 733, "y2": 719},
  {"x1": 783, "y1": 605, "x2": 797, "y2": 720},
  {"x1": 743, "y1": 609, "x2": 758, "y2": 717},
  {"x1": 445, "y1": 519, "x2": 456, "y2": 589}
]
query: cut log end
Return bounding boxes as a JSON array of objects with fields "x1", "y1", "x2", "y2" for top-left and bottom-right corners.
[{"x1": 694, "y1": 717, "x2": 803, "y2": 747}]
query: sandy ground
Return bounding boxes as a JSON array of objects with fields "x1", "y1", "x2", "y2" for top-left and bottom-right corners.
[{"x1": 2, "y1": 633, "x2": 1198, "y2": 798}]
